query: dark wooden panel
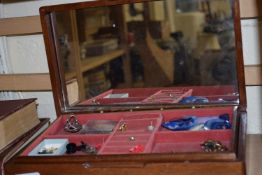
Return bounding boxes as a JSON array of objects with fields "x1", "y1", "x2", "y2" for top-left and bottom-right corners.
[{"x1": 5, "y1": 161, "x2": 244, "y2": 175}]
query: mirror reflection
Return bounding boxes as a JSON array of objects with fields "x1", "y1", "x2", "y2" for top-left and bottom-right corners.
[{"x1": 52, "y1": 0, "x2": 238, "y2": 106}]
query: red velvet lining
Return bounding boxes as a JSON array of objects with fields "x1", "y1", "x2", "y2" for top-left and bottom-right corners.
[
  {"x1": 152, "y1": 130, "x2": 232, "y2": 153},
  {"x1": 82, "y1": 88, "x2": 158, "y2": 105},
  {"x1": 98, "y1": 113, "x2": 162, "y2": 154},
  {"x1": 43, "y1": 114, "x2": 122, "y2": 135},
  {"x1": 21, "y1": 135, "x2": 109, "y2": 156},
  {"x1": 142, "y1": 89, "x2": 193, "y2": 103},
  {"x1": 81, "y1": 86, "x2": 237, "y2": 105},
  {"x1": 21, "y1": 107, "x2": 235, "y2": 156}
]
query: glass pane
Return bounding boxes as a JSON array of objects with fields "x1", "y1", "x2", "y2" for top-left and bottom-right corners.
[{"x1": 51, "y1": 0, "x2": 238, "y2": 106}]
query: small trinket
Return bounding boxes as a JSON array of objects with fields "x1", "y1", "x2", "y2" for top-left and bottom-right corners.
[
  {"x1": 204, "y1": 114, "x2": 231, "y2": 130},
  {"x1": 201, "y1": 140, "x2": 228, "y2": 152},
  {"x1": 64, "y1": 115, "x2": 82, "y2": 133},
  {"x1": 129, "y1": 136, "x2": 136, "y2": 141},
  {"x1": 204, "y1": 119, "x2": 231, "y2": 130},
  {"x1": 66, "y1": 141, "x2": 97, "y2": 155},
  {"x1": 66, "y1": 143, "x2": 77, "y2": 154},
  {"x1": 38, "y1": 147, "x2": 58, "y2": 154},
  {"x1": 118, "y1": 122, "x2": 127, "y2": 132},
  {"x1": 129, "y1": 145, "x2": 144, "y2": 153},
  {"x1": 92, "y1": 99, "x2": 100, "y2": 104},
  {"x1": 147, "y1": 121, "x2": 155, "y2": 131},
  {"x1": 80, "y1": 141, "x2": 97, "y2": 154}
]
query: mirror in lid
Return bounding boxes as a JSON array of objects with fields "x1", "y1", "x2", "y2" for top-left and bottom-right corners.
[{"x1": 48, "y1": 0, "x2": 241, "y2": 111}]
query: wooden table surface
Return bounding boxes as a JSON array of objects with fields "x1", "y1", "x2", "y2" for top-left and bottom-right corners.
[{"x1": 247, "y1": 134, "x2": 262, "y2": 175}]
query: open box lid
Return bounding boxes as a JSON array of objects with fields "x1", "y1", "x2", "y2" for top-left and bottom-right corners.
[{"x1": 40, "y1": 0, "x2": 246, "y2": 116}]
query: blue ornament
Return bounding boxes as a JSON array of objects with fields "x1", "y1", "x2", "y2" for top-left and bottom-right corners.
[
  {"x1": 161, "y1": 116, "x2": 196, "y2": 131},
  {"x1": 179, "y1": 96, "x2": 209, "y2": 104},
  {"x1": 204, "y1": 117, "x2": 231, "y2": 130}
]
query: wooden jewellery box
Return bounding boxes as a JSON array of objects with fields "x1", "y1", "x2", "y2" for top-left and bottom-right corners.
[{"x1": 5, "y1": 0, "x2": 247, "y2": 175}]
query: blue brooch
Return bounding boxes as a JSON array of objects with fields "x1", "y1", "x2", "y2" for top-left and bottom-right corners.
[
  {"x1": 162, "y1": 114, "x2": 231, "y2": 131},
  {"x1": 162, "y1": 116, "x2": 197, "y2": 131},
  {"x1": 179, "y1": 96, "x2": 209, "y2": 104}
]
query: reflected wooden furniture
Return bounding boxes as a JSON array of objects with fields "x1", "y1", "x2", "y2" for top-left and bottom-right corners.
[
  {"x1": 128, "y1": 21, "x2": 174, "y2": 87},
  {"x1": 65, "y1": 49, "x2": 125, "y2": 80},
  {"x1": 57, "y1": 8, "x2": 129, "y2": 100}
]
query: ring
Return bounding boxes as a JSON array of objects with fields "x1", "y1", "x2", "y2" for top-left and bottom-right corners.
[{"x1": 64, "y1": 115, "x2": 82, "y2": 133}]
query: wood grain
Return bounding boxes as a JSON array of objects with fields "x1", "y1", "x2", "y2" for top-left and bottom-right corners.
[
  {"x1": 239, "y1": 0, "x2": 262, "y2": 18},
  {"x1": 245, "y1": 65, "x2": 262, "y2": 86},
  {"x1": 5, "y1": 161, "x2": 244, "y2": 175},
  {"x1": 0, "y1": 73, "x2": 51, "y2": 91},
  {"x1": 0, "y1": 16, "x2": 42, "y2": 36}
]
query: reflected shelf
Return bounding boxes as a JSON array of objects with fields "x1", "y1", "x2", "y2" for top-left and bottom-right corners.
[
  {"x1": 65, "y1": 49, "x2": 125, "y2": 80},
  {"x1": 65, "y1": 71, "x2": 76, "y2": 80},
  {"x1": 81, "y1": 49, "x2": 125, "y2": 72}
]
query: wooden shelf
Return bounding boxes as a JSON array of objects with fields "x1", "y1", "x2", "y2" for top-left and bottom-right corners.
[
  {"x1": 65, "y1": 71, "x2": 76, "y2": 80},
  {"x1": 81, "y1": 49, "x2": 125, "y2": 72},
  {"x1": 65, "y1": 49, "x2": 125, "y2": 80}
]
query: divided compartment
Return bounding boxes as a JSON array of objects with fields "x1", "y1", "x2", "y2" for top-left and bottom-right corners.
[
  {"x1": 28, "y1": 139, "x2": 69, "y2": 156},
  {"x1": 21, "y1": 106, "x2": 235, "y2": 156},
  {"x1": 142, "y1": 88, "x2": 193, "y2": 103},
  {"x1": 82, "y1": 88, "x2": 158, "y2": 105},
  {"x1": 204, "y1": 95, "x2": 239, "y2": 103},
  {"x1": 43, "y1": 113, "x2": 122, "y2": 135},
  {"x1": 98, "y1": 113, "x2": 163, "y2": 154},
  {"x1": 153, "y1": 106, "x2": 234, "y2": 153},
  {"x1": 80, "y1": 86, "x2": 237, "y2": 104},
  {"x1": 189, "y1": 86, "x2": 239, "y2": 103},
  {"x1": 159, "y1": 106, "x2": 234, "y2": 131},
  {"x1": 22, "y1": 134, "x2": 109, "y2": 156},
  {"x1": 152, "y1": 130, "x2": 232, "y2": 153},
  {"x1": 92, "y1": 97, "x2": 145, "y2": 105}
]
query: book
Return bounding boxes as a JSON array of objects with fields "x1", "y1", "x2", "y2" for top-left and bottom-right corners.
[{"x1": 0, "y1": 99, "x2": 40, "y2": 151}]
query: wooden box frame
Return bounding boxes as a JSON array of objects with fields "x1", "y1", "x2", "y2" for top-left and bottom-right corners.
[{"x1": 4, "y1": 0, "x2": 247, "y2": 175}]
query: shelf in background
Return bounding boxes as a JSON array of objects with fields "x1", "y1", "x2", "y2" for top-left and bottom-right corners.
[
  {"x1": 81, "y1": 49, "x2": 125, "y2": 72},
  {"x1": 64, "y1": 49, "x2": 125, "y2": 81},
  {"x1": 65, "y1": 71, "x2": 76, "y2": 81}
]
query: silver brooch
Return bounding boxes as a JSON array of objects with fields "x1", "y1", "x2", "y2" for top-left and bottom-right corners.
[{"x1": 64, "y1": 115, "x2": 82, "y2": 133}]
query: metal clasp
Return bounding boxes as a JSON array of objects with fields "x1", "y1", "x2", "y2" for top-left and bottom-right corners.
[{"x1": 82, "y1": 162, "x2": 91, "y2": 169}]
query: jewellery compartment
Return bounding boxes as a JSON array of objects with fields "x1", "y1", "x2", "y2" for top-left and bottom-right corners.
[
  {"x1": 20, "y1": 106, "x2": 235, "y2": 156},
  {"x1": 80, "y1": 86, "x2": 238, "y2": 105}
]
